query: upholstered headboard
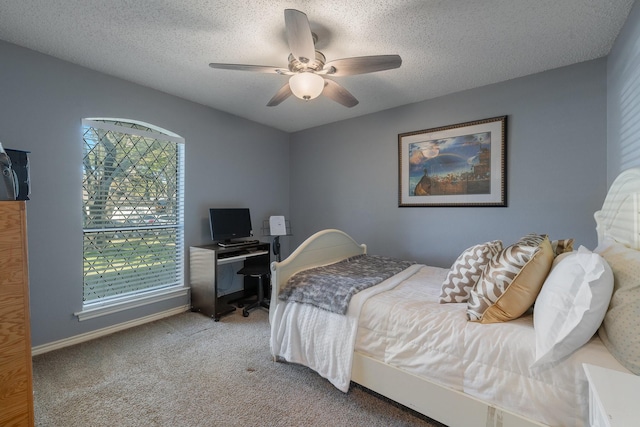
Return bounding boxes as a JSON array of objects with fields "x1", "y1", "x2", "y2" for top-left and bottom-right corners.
[
  {"x1": 594, "y1": 168, "x2": 640, "y2": 249},
  {"x1": 593, "y1": 168, "x2": 640, "y2": 375}
]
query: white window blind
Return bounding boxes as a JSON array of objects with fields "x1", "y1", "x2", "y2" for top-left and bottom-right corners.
[{"x1": 80, "y1": 119, "x2": 185, "y2": 314}]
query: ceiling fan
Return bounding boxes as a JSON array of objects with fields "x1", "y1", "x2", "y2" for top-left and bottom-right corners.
[{"x1": 209, "y1": 9, "x2": 402, "y2": 108}]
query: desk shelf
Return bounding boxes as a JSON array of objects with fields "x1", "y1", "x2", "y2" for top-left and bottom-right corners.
[{"x1": 189, "y1": 242, "x2": 270, "y2": 321}]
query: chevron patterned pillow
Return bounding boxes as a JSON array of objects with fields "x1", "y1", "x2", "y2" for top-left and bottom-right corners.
[
  {"x1": 439, "y1": 240, "x2": 503, "y2": 303},
  {"x1": 467, "y1": 234, "x2": 554, "y2": 323}
]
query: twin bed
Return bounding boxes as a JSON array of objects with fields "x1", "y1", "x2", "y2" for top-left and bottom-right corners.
[{"x1": 268, "y1": 168, "x2": 640, "y2": 427}]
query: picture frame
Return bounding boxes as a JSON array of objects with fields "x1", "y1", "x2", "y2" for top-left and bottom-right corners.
[{"x1": 398, "y1": 115, "x2": 507, "y2": 207}]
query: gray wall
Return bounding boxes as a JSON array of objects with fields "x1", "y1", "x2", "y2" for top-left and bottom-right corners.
[
  {"x1": 0, "y1": 40, "x2": 290, "y2": 347},
  {"x1": 289, "y1": 59, "x2": 608, "y2": 267},
  {"x1": 1, "y1": 12, "x2": 629, "y2": 347},
  {"x1": 608, "y1": 0, "x2": 640, "y2": 184}
]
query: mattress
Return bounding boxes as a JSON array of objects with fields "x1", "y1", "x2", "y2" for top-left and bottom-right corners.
[{"x1": 355, "y1": 265, "x2": 627, "y2": 427}]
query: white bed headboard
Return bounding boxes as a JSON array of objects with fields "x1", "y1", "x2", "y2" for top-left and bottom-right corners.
[
  {"x1": 269, "y1": 229, "x2": 366, "y2": 324},
  {"x1": 594, "y1": 168, "x2": 640, "y2": 249}
]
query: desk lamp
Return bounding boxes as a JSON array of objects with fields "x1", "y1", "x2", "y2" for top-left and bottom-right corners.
[{"x1": 269, "y1": 216, "x2": 287, "y2": 262}]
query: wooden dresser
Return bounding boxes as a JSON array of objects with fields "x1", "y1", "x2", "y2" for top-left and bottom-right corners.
[{"x1": 0, "y1": 201, "x2": 33, "y2": 426}]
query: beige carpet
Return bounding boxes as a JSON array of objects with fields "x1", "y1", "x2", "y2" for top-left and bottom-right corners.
[{"x1": 32, "y1": 308, "x2": 445, "y2": 427}]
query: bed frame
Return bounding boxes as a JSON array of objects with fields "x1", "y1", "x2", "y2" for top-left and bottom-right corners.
[
  {"x1": 595, "y1": 168, "x2": 640, "y2": 250},
  {"x1": 269, "y1": 168, "x2": 640, "y2": 427}
]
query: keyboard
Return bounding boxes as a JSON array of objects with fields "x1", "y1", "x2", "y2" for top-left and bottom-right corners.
[
  {"x1": 217, "y1": 240, "x2": 259, "y2": 248},
  {"x1": 218, "y1": 250, "x2": 249, "y2": 259}
]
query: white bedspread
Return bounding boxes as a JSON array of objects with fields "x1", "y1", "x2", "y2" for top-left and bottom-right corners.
[
  {"x1": 270, "y1": 263, "x2": 628, "y2": 426},
  {"x1": 270, "y1": 264, "x2": 423, "y2": 392},
  {"x1": 356, "y1": 265, "x2": 628, "y2": 427}
]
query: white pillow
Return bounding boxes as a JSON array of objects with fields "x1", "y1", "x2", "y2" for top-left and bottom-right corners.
[{"x1": 532, "y1": 246, "x2": 613, "y2": 367}]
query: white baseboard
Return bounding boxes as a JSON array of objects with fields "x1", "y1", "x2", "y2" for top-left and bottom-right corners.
[{"x1": 31, "y1": 305, "x2": 190, "y2": 356}]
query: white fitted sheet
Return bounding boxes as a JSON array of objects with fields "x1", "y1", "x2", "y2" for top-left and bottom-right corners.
[{"x1": 355, "y1": 265, "x2": 628, "y2": 427}]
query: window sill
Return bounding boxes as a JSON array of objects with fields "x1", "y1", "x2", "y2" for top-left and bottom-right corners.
[{"x1": 74, "y1": 286, "x2": 189, "y2": 321}]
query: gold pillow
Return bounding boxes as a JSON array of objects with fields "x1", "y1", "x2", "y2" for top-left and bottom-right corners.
[
  {"x1": 551, "y1": 238, "x2": 574, "y2": 256},
  {"x1": 467, "y1": 235, "x2": 554, "y2": 323}
]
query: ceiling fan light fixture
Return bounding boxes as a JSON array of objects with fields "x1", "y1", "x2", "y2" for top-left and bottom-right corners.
[
  {"x1": 289, "y1": 72, "x2": 325, "y2": 101},
  {"x1": 209, "y1": 9, "x2": 401, "y2": 108}
]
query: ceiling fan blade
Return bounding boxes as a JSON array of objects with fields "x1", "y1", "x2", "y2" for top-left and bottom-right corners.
[
  {"x1": 267, "y1": 83, "x2": 293, "y2": 106},
  {"x1": 209, "y1": 63, "x2": 286, "y2": 74},
  {"x1": 322, "y1": 79, "x2": 359, "y2": 108},
  {"x1": 284, "y1": 9, "x2": 316, "y2": 65},
  {"x1": 323, "y1": 55, "x2": 402, "y2": 76}
]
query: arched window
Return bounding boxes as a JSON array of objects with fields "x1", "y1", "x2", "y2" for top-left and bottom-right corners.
[{"x1": 77, "y1": 118, "x2": 185, "y2": 320}]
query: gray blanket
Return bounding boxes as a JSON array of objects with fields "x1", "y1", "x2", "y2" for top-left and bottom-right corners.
[{"x1": 278, "y1": 254, "x2": 413, "y2": 314}]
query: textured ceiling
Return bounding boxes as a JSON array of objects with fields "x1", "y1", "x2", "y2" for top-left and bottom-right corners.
[{"x1": 0, "y1": 1, "x2": 634, "y2": 132}]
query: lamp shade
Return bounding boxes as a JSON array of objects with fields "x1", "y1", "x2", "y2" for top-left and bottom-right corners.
[
  {"x1": 269, "y1": 216, "x2": 287, "y2": 236},
  {"x1": 289, "y1": 72, "x2": 325, "y2": 100}
]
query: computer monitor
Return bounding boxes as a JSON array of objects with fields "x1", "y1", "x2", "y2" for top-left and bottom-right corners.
[{"x1": 208, "y1": 208, "x2": 253, "y2": 244}]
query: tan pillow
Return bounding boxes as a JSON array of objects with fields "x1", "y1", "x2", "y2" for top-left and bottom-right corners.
[
  {"x1": 519, "y1": 233, "x2": 546, "y2": 247},
  {"x1": 467, "y1": 235, "x2": 554, "y2": 323},
  {"x1": 596, "y1": 240, "x2": 640, "y2": 374},
  {"x1": 551, "y1": 250, "x2": 573, "y2": 268},
  {"x1": 551, "y1": 238, "x2": 574, "y2": 256},
  {"x1": 439, "y1": 240, "x2": 503, "y2": 303}
]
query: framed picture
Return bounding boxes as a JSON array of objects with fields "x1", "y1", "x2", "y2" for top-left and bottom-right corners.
[{"x1": 398, "y1": 115, "x2": 507, "y2": 207}]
